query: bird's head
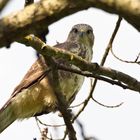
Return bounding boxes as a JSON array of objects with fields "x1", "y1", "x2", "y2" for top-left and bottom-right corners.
[
  {"x1": 67, "y1": 24, "x2": 94, "y2": 61},
  {"x1": 67, "y1": 24, "x2": 94, "y2": 48}
]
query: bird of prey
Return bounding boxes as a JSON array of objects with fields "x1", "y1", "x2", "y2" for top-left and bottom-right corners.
[{"x1": 0, "y1": 24, "x2": 94, "y2": 133}]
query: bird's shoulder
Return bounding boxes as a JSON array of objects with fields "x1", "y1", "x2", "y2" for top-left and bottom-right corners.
[
  {"x1": 0, "y1": 42, "x2": 80, "y2": 112},
  {"x1": 9, "y1": 42, "x2": 80, "y2": 98},
  {"x1": 11, "y1": 41, "x2": 78, "y2": 96},
  {"x1": 54, "y1": 41, "x2": 80, "y2": 51}
]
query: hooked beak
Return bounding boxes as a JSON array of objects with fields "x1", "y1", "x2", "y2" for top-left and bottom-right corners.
[{"x1": 79, "y1": 32, "x2": 85, "y2": 37}]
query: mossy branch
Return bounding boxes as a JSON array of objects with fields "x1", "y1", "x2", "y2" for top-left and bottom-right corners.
[
  {"x1": 0, "y1": 0, "x2": 139, "y2": 47},
  {"x1": 21, "y1": 35, "x2": 140, "y2": 93}
]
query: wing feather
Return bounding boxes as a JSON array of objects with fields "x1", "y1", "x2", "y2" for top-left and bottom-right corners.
[
  {"x1": 0, "y1": 42, "x2": 79, "y2": 111},
  {"x1": 12, "y1": 56, "x2": 48, "y2": 96}
]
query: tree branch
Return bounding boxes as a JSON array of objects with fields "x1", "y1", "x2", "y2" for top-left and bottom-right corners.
[
  {"x1": 57, "y1": 64, "x2": 133, "y2": 91},
  {"x1": 44, "y1": 56, "x2": 77, "y2": 140},
  {"x1": 0, "y1": 0, "x2": 139, "y2": 47},
  {"x1": 24, "y1": 0, "x2": 34, "y2": 7},
  {"x1": 90, "y1": 16, "x2": 122, "y2": 101},
  {"x1": 0, "y1": 0, "x2": 9, "y2": 12},
  {"x1": 20, "y1": 35, "x2": 140, "y2": 93}
]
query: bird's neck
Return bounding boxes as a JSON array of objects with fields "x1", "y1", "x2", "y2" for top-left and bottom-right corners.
[{"x1": 78, "y1": 42, "x2": 93, "y2": 62}]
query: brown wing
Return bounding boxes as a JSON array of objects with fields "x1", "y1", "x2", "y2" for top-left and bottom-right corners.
[
  {"x1": 0, "y1": 56, "x2": 48, "y2": 112},
  {"x1": 12, "y1": 42, "x2": 79, "y2": 95},
  {"x1": 12, "y1": 56, "x2": 48, "y2": 96},
  {"x1": 10, "y1": 42, "x2": 75, "y2": 96},
  {"x1": 0, "y1": 42, "x2": 79, "y2": 111}
]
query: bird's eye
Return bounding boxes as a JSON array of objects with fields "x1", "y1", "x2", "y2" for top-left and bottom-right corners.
[
  {"x1": 86, "y1": 29, "x2": 92, "y2": 34},
  {"x1": 72, "y1": 28, "x2": 78, "y2": 33}
]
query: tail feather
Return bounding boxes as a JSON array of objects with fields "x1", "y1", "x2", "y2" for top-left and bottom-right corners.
[{"x1": 0, "y1": 103, "x2": 16, "y2": 133}]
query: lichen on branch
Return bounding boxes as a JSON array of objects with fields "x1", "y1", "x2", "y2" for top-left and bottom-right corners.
[
  {"x1": 21, "y1": 35, "x2": 140, "y2": 93},
  {"x1": 0, "y1": 0, "x2": 139, "y2": 47}
]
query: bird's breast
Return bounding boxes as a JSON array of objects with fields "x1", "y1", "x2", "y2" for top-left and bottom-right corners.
[{"x1": 58, "y1": 65, "x2": 84, "y2": 104}]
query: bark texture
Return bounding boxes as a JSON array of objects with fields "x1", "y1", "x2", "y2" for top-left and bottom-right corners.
[{"x1": 0, "y1": 0, "x2": 139, "y2": 47}]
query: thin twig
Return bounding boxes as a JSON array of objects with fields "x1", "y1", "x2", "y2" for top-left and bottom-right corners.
[
  {"x1": 91, "y1": 16, "x2": 122, "y2": 100},
  {"x1": 111, "y1": 48, "x2": 140, "y2": 64},
  {"x1": 135, "y1": 52, "x2": 140, "y2": 63},
  {"x1": 92, "y1": 98, "x2": 123, "y2": 108},
  {"x1": 101, "y1": 16, "x2": 122, "y2": 65},
  {"x1": 36, "y1": 117, "x2": 65, "y2": 128},
  {"x1": 35, "y1": 116, "x2": 42, "y2": 133},
  {"x1": 69, "y1": 101, "x2": 84, "y2": 108},
  {"x1": 36, "y1": 117, "x2": 66, "y2": 140},
  {"x1": 76, "y1": 119, "x2": 99, "y2": 140},
  {"x1": 70, "y1": 92, "x2": 123, "y2": 109}
]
